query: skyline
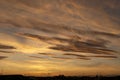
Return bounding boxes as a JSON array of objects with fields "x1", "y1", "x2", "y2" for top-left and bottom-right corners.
[{"x1": 0, "y1": 0, "x2": 120, "y2": 76}]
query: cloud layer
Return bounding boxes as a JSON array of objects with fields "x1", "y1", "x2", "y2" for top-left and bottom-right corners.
[{"x1": 0, "y1": 0, "x2": 120, "y2": 76}]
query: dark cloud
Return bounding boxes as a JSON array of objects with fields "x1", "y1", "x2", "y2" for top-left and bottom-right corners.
[
  {"x1": 38, "y1": 53, "x2": 54, "y2": 56},
  {"x1": 64, "y1": 53, "x2": 90, "y2": 60},
  {"x1": 74, "y1": 29, "x2": 120, "y2": 38},
  {"x1": 76, "y1": 57, "x2": 91, "y2": 60},
  {"x1": 0, "y1": 50, "x2": 13, "y2": 53},
  {"x1": 27, "y1": 19, "x2": 64, "y2": 34},
  {"x1": 64, "y1": 53, "x2": 117, "y2": 59},
  {"x1": 20, "y1": 31, "x2": 120, "y2": 50},
  {"x1": 18, "y1": 33, "x2": 69, "y2": 45},
  {"x1": 19, "y1": 0, "x2": 42, "y2": 8},
  {"x1": 91, "y1": 31, "x2": 120, "y2": 38},
  {"x1": 91, "y1": 55, "x2": 117, "y2": 59},
  {"x1": 0, "y1": 44, "x2": 16, "y2": 49},
  {"x1": 64, "y1": 53, "x2": 87, "y2": 57},
  {"x1": 0, "y1": 56, "x2": 7, "y2": 60},
  {"x1": 50, "y1": 40, "x2": 115, "y2": 55},
  {"x1": 19, "y1": 33, "x2": 107, "y2": 47},
  {"x1": 52, "y1": 56, "x2": 90, "y2": 60},
  {"x1": 29, "y1": 56, "x2": 45, "y2": 59},
  {"x1": 0, "y1": 0, "x2": 119, "y2": 63},
  {"x1": 19, "y1": 33, "x2": 116, "y2": 56},
  {"x1": 52, "y1": 56, "x2": 73, "y2": 60},
  {"x1": 83, "y1": 39, "x2": 108, "y2": 48},
  {"x1": 20, "y1": 33, "x2": 52, "y2": 41}
]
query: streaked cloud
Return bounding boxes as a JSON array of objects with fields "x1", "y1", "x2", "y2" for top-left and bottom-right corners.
[
  {"x1": 64, "y1": 53, "x2": 91, "y2": 60},
  {"x1": 29, "y1": 56, "x2": 45, "y2": 59},
  {"x1": 52, "y1": 56, "x2": 73, "y2": 60},
  {"x1": 18, "y1": 33, "x2": 118, "y2": 60},
  {"x1": 0, "y1": 56, "x2": 7, "y2": 60},
  {"x1": 49, "y1": 40, "x2": 116, "y2": 55},
  {"x1": 0, "y1": 44, "x2": 16, "y2": 49},
  {"x1": 0, "y1": 50, "x2": 13, "y2": 53},
  {"x1": 90, "y1": 55, "x2": 117, "y2": 59},
  {"x1": 38, "y1": 53, "x2": 54, "y2": 56},
  {"x1": 0, "y1": 0, "x2": 120, "y2": 76}
]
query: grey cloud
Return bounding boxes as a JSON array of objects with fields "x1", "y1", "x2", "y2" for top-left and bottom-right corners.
[
  {"x1": 49, "y1": 40, "x2": 115, "y2": 55},
  {"x1": 91, "y1": 31, "x2": 120, "y2": 38},
  {"x1": 19, "y1": 33, "x2": 69, "y2": 45},
  {"x1": 76, "y1": 57, "x2": 91, "y2": 60},
  {"x1": 74, "y1": 29, "x2": 120, "y2": 38},
  {"x1": 0, "y1": 56, "x2": 7, "y2": 60},
  {"x1": 0, "y1": 0, "x2": 119, "y2": 62},
  {"x1": 52, "y1": 56, "x2": 90, "y2": 60},
  {"x1": 90, "y1": 55, "x2": 117, "y2": 59},
  {"x1": 38, "y1": 53, "x2": 54, "y2": 56},
  {"x1": 29, "y1": 56, "x2": 45, "y2": 59},
  {"x1": 0, "y1": 50, "x2": 13, "y2": 53},
  {"x1": 19, "y1": 0, "x2": 42, "y2": 8},
  {"x1": 64, "y1": 53, "x2": 87, "y2": 57},
  {"x1": 20, "y1": 33, "x2": 51, "y2": 40},
  {"x1": 0, "y1": 44, "x2": 16, "y2": 49},
  {"x1": 52, "y1": 56, "x2": 73, "y2": 60},
  {"x1": 64, "y1": 53, "x2": 117, "y2": 59},
  {"x1": 64, "y1": 53, "x2": 90, "y2": 60},
  {"x1": 19, "y1": 33, "x2": 116, "y2": 56}
]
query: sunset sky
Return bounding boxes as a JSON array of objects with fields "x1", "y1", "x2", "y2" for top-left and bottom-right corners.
[{"x1": 0, "y1": 0, "x2": 120, "y2": 76}]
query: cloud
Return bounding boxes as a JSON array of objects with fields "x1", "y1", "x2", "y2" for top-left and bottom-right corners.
[
  {"x1": 38, "y1": 53, "x2": 54, "y2": 56},
  {"x1": 0, "y1": 56, "x2": 7, "y2": 60},
  {"x1": 64, "y1": 53, "x2": 90, "y2": 60},
  {"x1": 29, "y1": 56, "x2": 45, "y2": 59},
  {"x1": 52, "y1": 56, "x2": 73, "y2": 60},
  {"x1": 0, "y1": 50, "x2": 13, "y2": 53},
  {"x1": 64, "y1": 53, "x2": 117, "y2": 59},
  {"x1": 91, "y1": 55, "x2": 117, "y2": 59},
  {"x1": 0, "y1": 44, "x2": 16, "y2": 49},
  {"x1": 0, "y1": 0, "x2": 119, "y2": 76},
  {"x1": 18, "y1": 33, "x2": 69, "y2": 45},
  {"x1": 19, "y1": 33, "x2": 107, "y2": 48},
  {"x1": 19, "y1": 33, "x2": 52, "y2": 41},
  {"x1": 52, "y1": 56, "x2": 90, "y2": 60},
  {"x1": 64, "y1": 53, "x2": 87, "y2": 57},
  {"x1": 19, "y1": 33, "x2": 117, "y2": 57},
  {"x1": 19, "y1": 0, "x2": 42, "y2": 8},
  {"x1": 49, "y1": 40, "x2": 116, "y2": 55},
  {"x1": 91, "y1": 31, "x2": 120, "y2": 38}
]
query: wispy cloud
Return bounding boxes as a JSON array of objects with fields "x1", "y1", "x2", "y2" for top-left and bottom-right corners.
[
  {"x1": 52, "y1": 56, "x2": 73, "y2": 60},
  {"x1": 91, "y1": 31, "x2": 120, "y2": 38},
  {"x1": 64, "y1": 53, "x2": 90, "y2": 60},
  {"x1": 19, "y1": 33, "x2": 117, "y2": 59},
  {"x1": 38, "y1": 53, "x2": 54, "y2": 56},
  {"x1": 90, "y1": 55, "x2": 117, "y2": 59},
  {"x1": 29, "y1": 56, "x2": 45, "y2": 59},
  {"x1": 0, "y1": 56, "x2": 7, "y2": 60},
  {"x1": 0, "y1": 44, "x2": 16, "y2": 49},
  {"x1": 0, "y1": 50, "x2": 13, "y2": 53},
  {"x1": 49, "y1": 40, "x2": 116, "y2": 55},
  {"x1": 0, "y1": 0, "x2": 120, "y2": 76}
]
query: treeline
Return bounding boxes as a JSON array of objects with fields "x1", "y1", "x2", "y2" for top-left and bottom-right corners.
[{"x1": 0, "y1": 75, "x2": 120, "y2": 80}]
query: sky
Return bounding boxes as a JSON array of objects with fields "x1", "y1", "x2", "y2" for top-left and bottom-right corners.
[{"x1": 0, "y1": 0, "x2": 120, "y2": 76}]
